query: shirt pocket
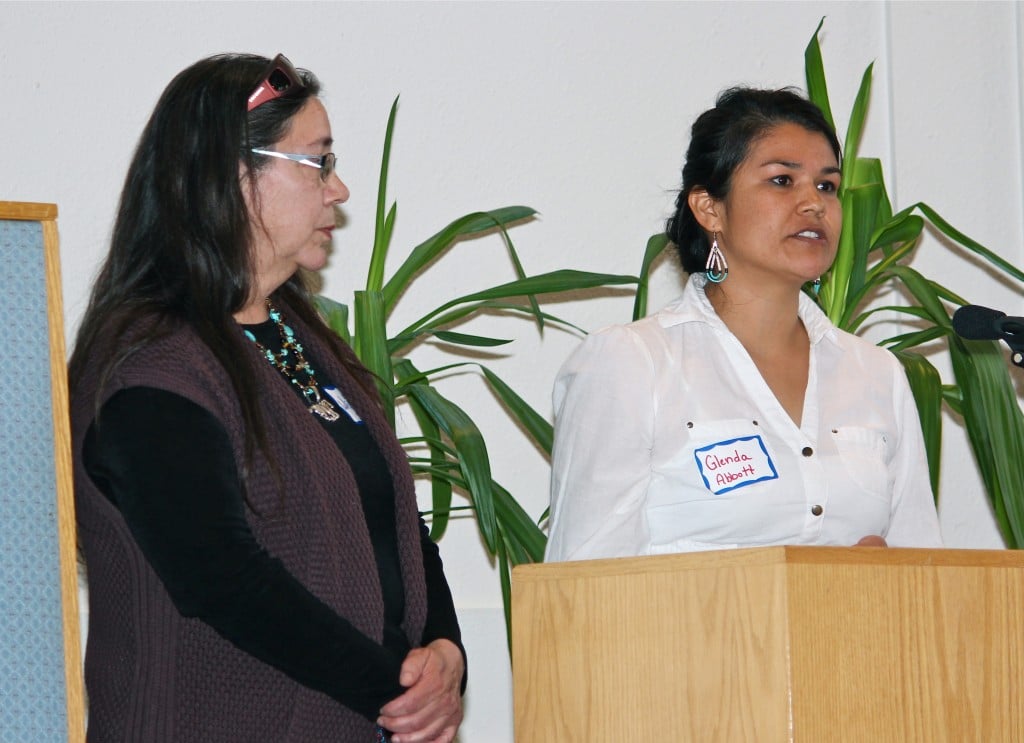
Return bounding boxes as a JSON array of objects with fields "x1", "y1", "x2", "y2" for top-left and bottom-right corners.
[{"x1": 832, "y1": 426, "x2": 889, "y2": 498}]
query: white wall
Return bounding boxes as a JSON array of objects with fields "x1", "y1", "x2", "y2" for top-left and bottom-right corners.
[{"x1": 3, "y1": 2, "x2": 1022, "y2": 740}]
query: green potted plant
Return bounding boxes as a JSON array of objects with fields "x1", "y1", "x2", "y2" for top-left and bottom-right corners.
[
  {"x1": 316, "y1": 97, "x2": 637, "y2": 635},
  {"x1": 805, "y1": 19, "x2": 1024, "y2": 545},
  {"x1": 635, "y1": 20, "x2": 1024, "y2": 545}
]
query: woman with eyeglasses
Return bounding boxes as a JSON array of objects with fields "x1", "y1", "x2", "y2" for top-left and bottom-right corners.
[{"x1": 70, "y1": 54, "x2": 464, "y2": 743}]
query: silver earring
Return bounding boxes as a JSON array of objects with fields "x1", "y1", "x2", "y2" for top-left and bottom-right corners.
[
  {"x1": 705, "y1": 232, "x2": 728, "y2": 283},
  {"x1": 812, "y1": 277, "x2": 821, "y2": 295}
]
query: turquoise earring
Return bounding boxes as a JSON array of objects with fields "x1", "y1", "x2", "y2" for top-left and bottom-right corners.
[{"x1": 705, "y1": 232, "x2": 728, "y2": 283}]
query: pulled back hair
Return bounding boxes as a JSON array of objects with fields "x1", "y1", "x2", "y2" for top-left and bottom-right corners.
[
  {"x1": 70, "y1": 53, "x2": 362, "y2": 486},
  {"x1": 665, "y1": 87, "x2": 841, "y2": 274}
]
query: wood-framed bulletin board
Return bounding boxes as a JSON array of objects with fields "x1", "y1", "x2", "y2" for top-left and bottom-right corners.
[{"x1": 0, "y1": 201, "x2": 85, "y2": 742}]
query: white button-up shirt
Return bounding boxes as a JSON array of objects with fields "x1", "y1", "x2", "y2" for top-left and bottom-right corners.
[{"x1": 545, "y1": 274, "x2": 942, "y2": 562}]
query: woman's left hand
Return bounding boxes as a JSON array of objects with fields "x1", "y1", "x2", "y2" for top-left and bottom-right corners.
[{"x1": 377, "y1": 639, "x2": 464, "y2": 743}]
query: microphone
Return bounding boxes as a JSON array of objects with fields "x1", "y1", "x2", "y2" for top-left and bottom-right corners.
[
  {"x1": 952, "y1": 305, "x2": 1011, "y2": 340},
  {"x1": 952, "y1": 304, "x2": 1024, "y2": 368}
]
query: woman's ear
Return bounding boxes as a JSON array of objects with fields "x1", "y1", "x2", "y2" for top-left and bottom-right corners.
[
  {"x1": 240, "y1": 161, "x2": 258, "y2": 214},
  {"x1": 687, "y1": 188, "x2": 722, "y2": 233}
]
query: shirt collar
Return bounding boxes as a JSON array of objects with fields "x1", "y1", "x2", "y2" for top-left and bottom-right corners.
[{"x1": 656, "y1": 273, "x2": 837, "y2": 346}]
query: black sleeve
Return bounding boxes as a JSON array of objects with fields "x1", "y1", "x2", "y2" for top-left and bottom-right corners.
[
  {"x1": 419, "y1": 520, "x2": 468, "y2": 693},
  {"x1": 83, "y1": 386, "x2": 404, "y2": 721}
]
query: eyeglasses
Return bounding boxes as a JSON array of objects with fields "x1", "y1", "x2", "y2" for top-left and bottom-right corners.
[
  {"x1": 247, "y1": 54, "x2": 304, "y2": 112},
  {"x1": 251, "y1": 149, "x2": 337, "y2": 182}
]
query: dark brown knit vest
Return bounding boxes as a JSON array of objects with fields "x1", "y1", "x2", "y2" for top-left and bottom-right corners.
[{"x1": 72, "y1": 305, "x2": 427, "y2": 742}]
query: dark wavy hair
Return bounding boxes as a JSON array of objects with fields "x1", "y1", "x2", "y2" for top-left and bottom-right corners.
[
  {"x1": 70, "y1": 53, "x2": 364, "y2": 485},
  {"x1": 665, "y1": 87, "x2": 841, "y2": 274}
]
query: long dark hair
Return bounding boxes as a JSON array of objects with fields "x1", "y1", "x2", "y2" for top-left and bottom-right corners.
[
  {"x1": 665, "y1": 87, "x2": 841, "y2": 274},
  {"x1": 70, "y1": 53, "x2": 366, "y2": 483}
]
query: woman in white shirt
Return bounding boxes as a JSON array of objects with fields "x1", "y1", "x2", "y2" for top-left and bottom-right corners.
[{"x1": 545, "y1": 87, "x2": 942, "y2": 562}]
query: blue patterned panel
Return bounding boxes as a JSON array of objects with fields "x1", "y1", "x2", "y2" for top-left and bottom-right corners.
[{"x1": 0, "y1": 219, "x2": 69, "y2": 742}]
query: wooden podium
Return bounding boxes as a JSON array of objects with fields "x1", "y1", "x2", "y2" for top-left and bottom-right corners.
[{"x1": 511, "y1": 547, "x2": 1024, "y2": 741}]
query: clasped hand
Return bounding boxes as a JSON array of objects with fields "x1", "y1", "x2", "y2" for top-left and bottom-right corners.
[{"x1": 378, "y1": 639, "x2": 464, "y2": 743}]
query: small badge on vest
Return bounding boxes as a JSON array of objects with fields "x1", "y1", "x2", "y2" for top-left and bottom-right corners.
[{"x1": 323, "y1": 386, "x2": 363, "y2": 424}]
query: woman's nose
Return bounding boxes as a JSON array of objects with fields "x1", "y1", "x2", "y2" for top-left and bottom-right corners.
[
  {"x1": 325, "y1": 172, "x2": 349, "y2": 205},
  {"x1": 799, "y1": 188, "x2": 826, "y2": 216}
]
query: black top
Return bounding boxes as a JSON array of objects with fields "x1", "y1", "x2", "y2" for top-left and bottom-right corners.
[{"x1": 81, "y1": 318, "x2": 463, "y2": 720}]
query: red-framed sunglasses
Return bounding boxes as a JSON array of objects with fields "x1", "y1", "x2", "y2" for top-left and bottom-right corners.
[{"x1": 247, "y1": 54, "x2": 305, "y2": 112}]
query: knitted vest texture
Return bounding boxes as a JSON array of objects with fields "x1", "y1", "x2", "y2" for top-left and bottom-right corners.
[{"x1": 71, "y1": 307, "x2": 427, "y2": 743}]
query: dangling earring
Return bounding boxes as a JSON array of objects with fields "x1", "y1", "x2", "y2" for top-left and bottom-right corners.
[
  {"x1": 705, "y1": 232, "x2": 728, "y2": 283},
  {"x1": 812, "y1": 277, "x2": 821, "y2": 295}
]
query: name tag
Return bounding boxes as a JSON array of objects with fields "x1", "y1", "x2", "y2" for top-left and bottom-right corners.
[
  {"x1": 323, "y1": 386, "x2": 363, "y2": 424},
  {"x1": 695, "y1": 435, "x2": 778, "y2": 495}
]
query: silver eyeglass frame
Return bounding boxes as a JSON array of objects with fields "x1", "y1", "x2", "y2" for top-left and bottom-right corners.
[{"x1": 250, "y1": 149, "x2": 337, "y2": 182}]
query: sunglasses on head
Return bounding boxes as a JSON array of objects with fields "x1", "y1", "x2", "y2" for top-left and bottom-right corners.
[{"x1": 247, "y1": 54, "x2": 305, "y2": 112}]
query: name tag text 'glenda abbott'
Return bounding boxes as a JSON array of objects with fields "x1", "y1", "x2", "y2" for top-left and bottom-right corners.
[{"x1": 695, "y1": 434, "x2": 779, "y2": 495}]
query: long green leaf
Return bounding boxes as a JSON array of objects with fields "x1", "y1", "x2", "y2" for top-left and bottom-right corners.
[
  {"x1": 394, "y1": 359, "x2": 497, "y2": 551},
  {"x1": 410, "y1": 467, "x2": 548, "y2": 565},
  {"x1": 950, "y1": 337, "x2": 1024, "y2": 547},
  {"x1": 405, "y1": 393, "x2": 453, "y2": 541},
  {"x1": 836, "y1": 182, "x2": 882, "y2": 315},
  {"x1": 496, "y1": 537, "x2": 512, "y2": 651},
  {"x1": 479, "y1": 366, "x2": 554, "y2": 455},
  {"x1": 432, "y1": 330, "x2": 512, "y2": 348},
  {"x1": 424, "y1": 300, "x2": 586, "y2": 333},
  {"x1": 407, "y1": 461, "x2": 461, "y2": 480},
  {"x1": 894, "y1": 350, "x2": 943, "y2": 497},
  {"x1": 851, "y1": 157, "x2": 893, "y2": 225},
  {"x1": 397, "y1": 269, "x2": 638, "y2": 339},
  {"x1": 850, "y1": 183, "x2": 883, "y2": 273},
  {"x1": 492, "y1": 481, "x2": 547, "y2": 562},
  {"x1": 499, "y1": 222, "x2": 545, "y2": 331},
  {"x1": 439, "y1": 268, "x2": 636, "y2": 304},
  {"x1": 824, "y1": 188, "x2": 856, "y2": 323},
  {"x1": 841, "y1": 63, "x2": 873, "y2": 177},
  {"x1": 914, "y1": 202, "x2": 1024, "y2": 282},
  {"x1": 382, "y1": 206, "x2": 538, "y2": 310},
  {"x1": 633, "y1": 233, "x2": 670, "y2": 321},
  {"x1": 395, "y1": 360, "x2": 553, "y2": 454},
  {"x1": 388, "y1": 304, "x2": 584, "y2": 356},
  {"x1": 353, "y1": 290, "x2": 394, "y2": 419},
  {"x1": 392, "y1": 361, "x2": 478, "y2": 391},
  {"x1": 314, "y1": 295, "x2": 351, "y2": 345},
  {"x1": 885, "y1": 266, "x2": 951, "y2": 328},
  {"x1": 941, "y1": 384, "x2": 964, "y2": 418},
  {"x1": 861, "y1": 304, "x2": 935, "y2": 323},
  {"x1": 859, "y1": 241, "x2": 918, "y2": 298},
  {"x1": 367, "y1": 97, "x2": 399, "y2": 292},
  {"x1": 884, "y1": 326, "x2": 948, "y2": 352},
  {"x1": 396, "y1": 360, "x2": 553, "y2": 454},
  {"x1": 381, "y1": 202, "x2": 397, "y2": 266},
  {"x1": 870, "y1": 212, "x2": 924, "y2": 253},
  {"x1": 804, "y1": 17, "x2": 834, "y2": 129}
]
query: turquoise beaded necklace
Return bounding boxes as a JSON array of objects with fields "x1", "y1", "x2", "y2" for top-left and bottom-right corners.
[{"x1": 244, "y1": 300, "x2": 340, "y2": 422}]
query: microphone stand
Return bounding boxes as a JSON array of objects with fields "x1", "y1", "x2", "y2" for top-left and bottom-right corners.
[
  {"x1": 996, "y1": 318, "x2": 1024, "y2": 368},
  {"x1": 1006, "y1": 346, "x2": 1024, "y2": 369}
]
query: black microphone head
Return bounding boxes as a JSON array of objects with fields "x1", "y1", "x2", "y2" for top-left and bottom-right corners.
[{"x1": 952, "y1": 304, "x2": 1007, "y2": 341}]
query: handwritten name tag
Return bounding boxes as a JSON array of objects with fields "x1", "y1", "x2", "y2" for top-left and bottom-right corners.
[{"x1": 694, "y1": 435, "x2": 778, "y2": 495}]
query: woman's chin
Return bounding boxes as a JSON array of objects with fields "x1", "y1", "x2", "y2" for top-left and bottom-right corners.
[{"x1": 298, "y1": 245, "x2": 331, "y2": 272}]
